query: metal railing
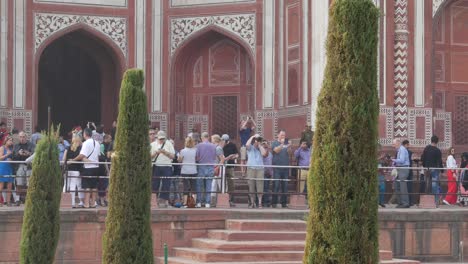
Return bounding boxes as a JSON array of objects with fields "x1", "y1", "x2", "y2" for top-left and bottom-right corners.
[{"x1": 1, "y1": 160, "x2": 468, "y2": 208}]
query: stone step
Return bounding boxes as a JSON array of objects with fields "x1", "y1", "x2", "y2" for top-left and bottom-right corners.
[
  {"x1": 379, "y1": 250, "x2": 393, "y2": 261},
  {"x1": 226, "y1": 219, "x2": 306, "y2": 231},
  {"x1": 207, "y1": 230, "x2": 306, "y2": 241},
  {"x1": 192, "y1": 238, "x2": 305, "y2": 251},
  {"x1": 157, "y1": 257, "x2": 301, "y2": 264},
  {"x1": 173, "y1": 248, "x2": 304, "y2": 263},
  {"x1": 380, "y1": 259, "x2": 420, "y2": 264}
]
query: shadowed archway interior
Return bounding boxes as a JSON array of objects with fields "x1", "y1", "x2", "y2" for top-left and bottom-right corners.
[{"x1": 38, "y1": 29, "x2": 121, "y2": 135}]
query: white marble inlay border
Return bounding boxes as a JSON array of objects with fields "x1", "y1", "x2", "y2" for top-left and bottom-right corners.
[
  {"x1": 135, "y1": 0, "x2": 145, "y2": 70},
  {"x1": 414, "y1": 0, "x2": 425, "y2": 107},
  {"x1": 13, "y1": 0, "x2": 26, "y2": 109},
  {"x1": 0, "y1": 0, "x2": 8, "y2": 108},
  {"x1": 152, "y1": 0, "x2": 163, "y2": 112},
  {"x1": 263, "y1": 2, "x2": 275, "y2": 108},
  {"x1": 34, "y1": 0, "x2": 127, "y2": 7},
  {"x1": 34, "y1": 13, "x2": 128, "y2": 56},
  {"x1": 171, "y1": 0, "x2": 254, "y2": 7},
  {"x1": 302, "y1": 0, "x2": 309, "y2": 105},
  {"x1": 311, "y1": 0, "x2": 329, "y2": 130},
  {"x1": 278, "y1": 0, "x2": 284, "y2": 108}
]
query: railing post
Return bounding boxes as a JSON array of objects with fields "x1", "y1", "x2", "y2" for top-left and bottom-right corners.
[
  {"x1": 221, "y1": 165, "x2": 226, "y2": 194},
  {"x1": 164, "y1": 243, "x2": 168, "y2": 264}
]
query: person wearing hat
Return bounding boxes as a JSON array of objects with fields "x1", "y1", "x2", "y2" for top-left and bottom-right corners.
[
  {"x1": 300, "y1": 123, "x2": 314, "y2": 148},
  {"x1": 221, "y1": 134, "x2": 239, "y2": 207},
  {"x1": 150, "y1": 130, "x2": 175, "y2": 207}
]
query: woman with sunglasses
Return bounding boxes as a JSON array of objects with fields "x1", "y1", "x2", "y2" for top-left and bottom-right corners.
[{"x1": 0, "y1": 136, "x2": 14, "y2": 206}]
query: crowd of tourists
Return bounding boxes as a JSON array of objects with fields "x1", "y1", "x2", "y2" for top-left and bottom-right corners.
[
  {"x1": 0, "y1": 119, "x2": 314, "y2": 209},
  {"x1": 379, "y1": 135, "x2": 468, "y2": 209}
]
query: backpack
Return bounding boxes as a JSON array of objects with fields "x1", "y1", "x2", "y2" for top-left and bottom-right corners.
[{"x1": 186, "y1": 194, "x2": 196, "y2": 208}]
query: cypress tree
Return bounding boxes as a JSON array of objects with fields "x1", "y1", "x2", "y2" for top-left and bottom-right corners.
[
  {"x1": 304, "y1": 1, "x2": 380, "y2": 263},
  {"x1": 20, "y1": 127, "x2": 62, "y2": 264},
  {"x1": 103, "y1": 69, "x2": 153, "y2": 264}
]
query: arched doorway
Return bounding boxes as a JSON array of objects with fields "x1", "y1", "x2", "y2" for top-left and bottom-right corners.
[
  {"x1": 433, "y1": 0, "x2": 468, "y2": 149},
  {"x1": 171, "y1": 29, "x2": 255, "y2": 145},
  {"x1": 37, "y1": 28, "x2": 123, "y2": 135}
]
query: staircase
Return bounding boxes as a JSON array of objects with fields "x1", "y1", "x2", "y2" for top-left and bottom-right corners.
[{"x1": 158, "y1": 219, "x2": 420, "y2": 264}]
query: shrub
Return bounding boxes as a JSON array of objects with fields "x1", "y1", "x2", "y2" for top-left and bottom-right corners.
[
  {"x1": 304, "y1": 1, "x2": 380, "y2": 263},
  {"x1": 102, "y1": 69, "x2": 153, "y2": 264},
  {"x1": 20, "y1": 127, "x2": 62, "y2": 264}
]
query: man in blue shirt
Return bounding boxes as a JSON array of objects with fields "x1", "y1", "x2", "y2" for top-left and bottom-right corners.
[
  {"x1": 392, "y1": 138, "x2": 410, "y2": 208},
  {"x1": 239, "y1": 117, "x2": 256, "y2": 175}
]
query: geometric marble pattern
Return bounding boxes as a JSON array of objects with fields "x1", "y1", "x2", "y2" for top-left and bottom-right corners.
[
  {"x1": 255, "y1": 110, "x2": 278, "y2": 139},
  {"x1": 407, "y1": 108, "x2": 432, "y2": 147},
  {"x1": 379, "y1": 106, "x2": 394, "y2": 146},
  {"x1": 393, "y1": 0, "x2": 409, "y2": 138},
  {"x1": 1, "y1": 110, "x2": 32, "y2": 135},
  {"x1": 149, "y1": 113, "x2": 168, "y2": 133},
  {"x1": 435, "y1": 111, "x2": 452, "y2": 149}
]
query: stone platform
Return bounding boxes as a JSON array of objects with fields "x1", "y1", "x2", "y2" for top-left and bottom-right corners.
[{"x1": 0, "y1": 205, "x2": 466, "y2": 263}]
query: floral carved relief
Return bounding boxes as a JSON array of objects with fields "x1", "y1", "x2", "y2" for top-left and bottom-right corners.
[
  {"x1": 433, "y1": 0, "x2": 446, "y2": 17},
  {"x1": 35, "y1": 13, "x2": 127, "y2": 56},
  {"x1": 170, "y1": 14, "x2": 255, "y2": 57}
]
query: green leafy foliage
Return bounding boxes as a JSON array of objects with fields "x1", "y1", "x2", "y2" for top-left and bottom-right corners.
[
  {"x1": 102, "y1": 69, "x2": 153, "y2": 264},
  {"x1": 20, "y1": 126, "x2": 62, "y2": 264},
  {"x1": 304, "y1": 1, "x2": 380, "y2": 263}
]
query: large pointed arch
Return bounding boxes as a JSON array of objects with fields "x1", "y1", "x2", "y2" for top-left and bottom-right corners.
[{"x1": 33, "y1": 24, "x2": 126, "y2": 133}]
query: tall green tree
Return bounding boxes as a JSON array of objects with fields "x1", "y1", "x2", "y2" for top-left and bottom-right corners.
[
  {"x1": 20, "y1": 127, "x2": 62, "y2": 264},
  {"x1": 304, "y1": 1, "x2": 380, "y2": 263},
  {"x1": 103, "y1": 69, "x2": 153, "y2": 264}
]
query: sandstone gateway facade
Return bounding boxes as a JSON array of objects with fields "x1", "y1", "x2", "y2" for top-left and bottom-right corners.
[{"x1": 0, "y1": 0, "x2": 465, "y2": 150}]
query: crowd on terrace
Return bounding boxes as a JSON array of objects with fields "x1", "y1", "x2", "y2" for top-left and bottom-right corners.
[
  {"x1": 0, "y1": 118, "x2": 313, "y2": 209},
  {"x1": 1, "y1": 119, "x2": 467, "y2": 209}
]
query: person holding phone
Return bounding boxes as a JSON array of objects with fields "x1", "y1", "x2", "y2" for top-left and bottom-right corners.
[{"x1": 271, "y1": 130, "x2": 291, "y2": 208}]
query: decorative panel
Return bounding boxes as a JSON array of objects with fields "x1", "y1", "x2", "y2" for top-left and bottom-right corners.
[
  {"x1": 379, "y1": 106, "x2": 394, "y2": 146},
  {"x1": 149, "y1": 113, "x2": 168, "y2": 133},
  {"x1": 209, "y1": 40, "x2": 240, "y2": 86},
  {"x1": 451, "y1": 6, "x2": 468, "y2": 45},
  {"x1": 434, "y1": 91, "x2": 445, "y2": 109},
  {"x1": 454, "y1": 95, "x2": 468, "y2": 145},
  {"x1": 34, "y1": 13, "x2": 127, "y2": 56},
  {"x1": 193, "y1": 56, "x2": 203, "y2": 87},
  {"x1": 408, "y1": 108, "x2": 432, "y2": 147},
  {"x1": 434, "y1": 52, "x2": 445, "y2": 82},
  {"x1": 255, "y1": 110, "x2": 278, "y2": 140},
  {"x1": 287, "y1": 65, "x2": 300, "y2": 106},
  {"x1": 34, "y1": 0, "x2": 127, "y2": 7},
  {"x1": 288, "y1": 46, "x2": 300, "y2": 62},
  {"x1": 451, "y1": 53, "x2": 468, "y2": 83},
  {"x1": 286, "y1": 4, "x2": 300, "y2": 46},
  {"x1": 435, "y1": 111, "x2": 452, "y2": 149},
  {"x1": 170, "y1": 13, "x2": 255, "y2": 56},
  {"x1": 187, "y1": 115, "x2": 209, "y2": 134}
]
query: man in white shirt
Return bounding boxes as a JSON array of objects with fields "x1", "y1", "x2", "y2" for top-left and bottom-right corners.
[
  {"x1": 150, "y1": 131, "x2": 175, "y2": 207},
  {"x1": 72, "y1": 128, "x2": 101, "y2": 208}
]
